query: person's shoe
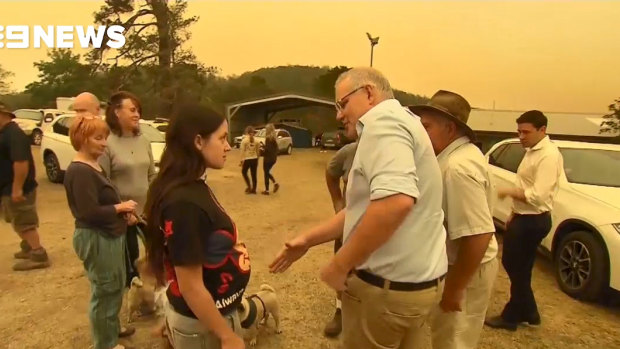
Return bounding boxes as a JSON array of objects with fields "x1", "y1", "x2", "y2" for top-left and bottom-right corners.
[
  {"x1": 484, "y1": 316, "x2": 518, "y2": 331},
  {"x1": 12, "y1": 248, "x2": 50, "y2": 271},
  {"x1": 261, "y1": 191, "x2": 270, "y2": 195},
  {"x1": 245, "y1": 188, "x2": 251, "y2": 194},
  {"x1": 250, "y1": 189, "x2": 257, "y2": 194},
  {"x1": 323, "y1": 309, "x2": 342, "y2": 338},
  {"x1": 273, "y1": 183, "x2": 280, "y2": 193},
  {"x1": 119, "y1": 326, "x2": 136, "y2": 338},
  {"x1": 522, "y1": 312, "x2": 541, "y2": 326},
  {"x1": 14, "y1": 240, "x2": 32, "y2": 259}
]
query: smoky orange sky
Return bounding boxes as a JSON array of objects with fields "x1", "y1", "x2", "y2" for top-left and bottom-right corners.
[{"x1": 1, "y1": 1, "x2": 618, "y2": 113}]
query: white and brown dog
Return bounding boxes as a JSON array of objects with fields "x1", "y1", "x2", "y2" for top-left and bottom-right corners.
[{"x1": 238, "y1": 284, "x2": 282, "y2": 346}]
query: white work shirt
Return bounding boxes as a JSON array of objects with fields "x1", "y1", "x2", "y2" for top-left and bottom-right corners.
[
  {"x1": 512, "y1": 136, "x2": 564, "y2": 215},
  {"x1": 437, "y1": 137, "x2": 498, "y2": 265},
  {"x1": 343, "y1": 99, "x2": 448, "y2": 283}
]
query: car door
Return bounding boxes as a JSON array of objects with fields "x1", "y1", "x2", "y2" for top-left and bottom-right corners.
[
  {"x1": 487, "y1": 142, "x2": 526, "y2": 224},
  {"x1": 49, "y1": 116, "x2": 76, "y2": 171},
  {"x1": 277, "y1": 130, "x2": 290, "y2": 151}
]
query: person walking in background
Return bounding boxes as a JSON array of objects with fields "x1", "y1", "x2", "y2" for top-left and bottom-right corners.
[
  {"x1": 411, "y1": 90, "x2": 498, "y2": 349},
  {"x1": 322, "y1": 141, "x2": 357, "y2": 337},
  {"x1": 261, "y1": 123, "x2": 280, "y2": 195},
  {"x1": 485, "y1": 110, "x2": 563, "y2": 331},
  {"x1": 64, "y1": 114, "x2": 137, "y2": 349},
  {"x1": 0, "y1": 102, "x2": 50, "y2": 271},
  {"x1": 99, "y1": 91, "x2": 156, "y2": 288},
  {"x1": 144, "y1": 104, "x2": 248, "y2": 349},
  {"x1": 240, "y1": 126, "x2": 259, "y2": 194}
]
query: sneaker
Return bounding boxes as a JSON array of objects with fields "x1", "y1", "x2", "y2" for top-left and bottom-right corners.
[
  {"x1": 323, "y1": 309, "x2": 342, "y2": 338},
  {"x1": 273, "y1": 183, "x2": 280, "y2": 193},
  {"x1": 261, "y1": 191, "x2": 270, "y2": 195},
  {"x1": 484, "y1": 315, "x2": 518, "y2": 331}
]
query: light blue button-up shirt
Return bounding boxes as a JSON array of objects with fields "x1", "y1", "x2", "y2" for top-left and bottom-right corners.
[{"x1": 343, "y1": 99, "x2": 448, "y2": 282}]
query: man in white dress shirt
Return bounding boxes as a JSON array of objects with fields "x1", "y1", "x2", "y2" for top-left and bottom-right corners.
[
  {"x1": 270, "y1": 67, "x2": 447, "y2": 348},
  {"x1": 411, "y1": 90, "x2": 499, "y2": 349},
  {"x1": 485, "y1": 110, "x2": 563, "y2": 331}
]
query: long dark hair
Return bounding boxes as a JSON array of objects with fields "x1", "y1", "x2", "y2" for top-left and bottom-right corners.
[
  {"x1": 105, "y1": 91, "x2": 142, "y2": 136},
  {"x1": 144, "y1": 103, "x2": 227, "y2": 285}
]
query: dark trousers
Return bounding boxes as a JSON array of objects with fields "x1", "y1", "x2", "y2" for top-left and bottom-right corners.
[
  {"x1": 263, "y1": 160, "x2": 277, "y2": 191},
  {"x1": 125, "y1": 225, "x2": 140, "y2": 287},
  {"x1": 242, "y1": 158, "x2": 258, "y2": 191},
  {"x1": 501, "y1": 212, "x2": 552, "y2": 322}
]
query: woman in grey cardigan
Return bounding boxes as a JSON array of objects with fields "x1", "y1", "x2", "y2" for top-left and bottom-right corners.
[{"x1": 99, "y1": 91, "x2": 156, "y2": 287}]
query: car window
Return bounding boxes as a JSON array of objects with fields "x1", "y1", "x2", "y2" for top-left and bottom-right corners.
[
  {"x1": 491, "y1": 143, "x2": 525, "y2": 173},
  {"x1": 140, "y1": 123, "x2": 165, "y2": 143},
  {"x1": 14, "y1": 110, "x2": 43, "y2": 121},
  {"x1": 560, "y1": 148, "x2": 620, "y2": 187},
  {"x1": 277, "y1": 130, "x2": 287, "y2": 138},
  {"x1": 52, "y1": 117, "x2": 74, "y2": 136}
]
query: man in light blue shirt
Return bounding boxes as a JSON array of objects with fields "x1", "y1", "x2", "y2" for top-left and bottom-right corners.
[{"x1": 270, "y1": 67, "x2": 447, "y2": 348}]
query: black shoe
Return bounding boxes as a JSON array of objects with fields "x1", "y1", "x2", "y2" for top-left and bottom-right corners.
[
  {"x1": 261, "y1": 191, "x2": 269, "y2": 195},
  {"x1": 484, "y1": 316, "x2": 518, "y2": 331},
  {"x1": 14, "y1": 240, "x2": 32, "y2": 259},
  {"x1": 523, "y1": 312, "x2": 541, "y2": 326},
  {"x1": 273, "y1": 183, "x2": 280, "y2": 193},
  {"x1": 324, "y1": 309, "x2": 342, "y2": 338}
]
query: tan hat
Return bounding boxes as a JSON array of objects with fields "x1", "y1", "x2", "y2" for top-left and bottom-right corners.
[
  {"x1": 408, "y1": 90, "x2": 475, "y2": 141},
  {"x1": 0, "y1": 101, "x2": 16, "y2": 119}
]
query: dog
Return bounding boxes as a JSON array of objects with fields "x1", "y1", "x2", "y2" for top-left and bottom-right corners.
[
  {"x1": 126, "y1": 257, "x2": 160, "y2": 323},
  {"x1": 238, "y1": 284, "x2": 282, "y2": 346}
]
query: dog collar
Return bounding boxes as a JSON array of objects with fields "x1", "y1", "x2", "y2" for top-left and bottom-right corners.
[{"x1": 241, "y1": 296, "x2": 258, "y2": 329}]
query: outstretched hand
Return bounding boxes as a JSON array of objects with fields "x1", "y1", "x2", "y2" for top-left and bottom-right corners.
[{"x1": 269, "y1": 235, "x2": 310, "y2": 273}]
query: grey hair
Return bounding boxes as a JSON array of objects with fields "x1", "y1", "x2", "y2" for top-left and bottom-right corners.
[{"x1": 335, "y1": 67, "x2": 394, "y2": 99}]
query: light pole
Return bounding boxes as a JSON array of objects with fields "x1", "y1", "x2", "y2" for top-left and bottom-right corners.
[{"x1": 366, "y1": 32, "x2": 379, "y2": 67}]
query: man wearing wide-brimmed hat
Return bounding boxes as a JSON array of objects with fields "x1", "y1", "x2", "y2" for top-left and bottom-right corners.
[
  {"x1": 0, "y1": 101, "x2": 50, "y2": 271},
  {"x1": 409, "y1": 91, "x2": 498, "y2": 349}
]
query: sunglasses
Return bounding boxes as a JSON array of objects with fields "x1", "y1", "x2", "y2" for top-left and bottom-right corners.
[{"x1": 335, "y1": 86, "x2": 367, "y2": 112}]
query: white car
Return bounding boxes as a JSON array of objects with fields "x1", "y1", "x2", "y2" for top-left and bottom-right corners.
[
  {"x1": 13, "y1": 109, "x2": 67, "y2": 145},
  {"x1": 41, "y1": 114, "x2": 165, "y2": 183},
  {"x1": 486, "y1": 138, "x2": 620, "y2": 301},
  {"x1": 234, "y1": 128, "x2": 293, "y2": 155}
]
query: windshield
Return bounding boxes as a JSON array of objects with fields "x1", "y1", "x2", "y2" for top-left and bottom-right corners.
[
  {"x1": 14, "y1": 110, "x2": 43, "y2": 121},
  {"x1": 560, "y1": 148, "x2": 620, "y2": 187},
  {"x1": 140, "y1": 123, "x2": 165, "y2": 143}
]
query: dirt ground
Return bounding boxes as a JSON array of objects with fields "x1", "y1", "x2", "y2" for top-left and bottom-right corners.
[{"x1": 1, "y1": 147, "x2": 619, "y2": 349}]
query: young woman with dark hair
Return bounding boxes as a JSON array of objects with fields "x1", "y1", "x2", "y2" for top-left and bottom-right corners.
[{"x1": 144, "y1": 104, "x2": 249, "y2": 349}]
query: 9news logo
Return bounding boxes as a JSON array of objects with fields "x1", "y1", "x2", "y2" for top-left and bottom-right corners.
[{"x1": 0, "y1": 25, "x2": 126, "y2": 49}]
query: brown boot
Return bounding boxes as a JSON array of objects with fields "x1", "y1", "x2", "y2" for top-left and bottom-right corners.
[
  {"x1": 323, "y1": 308, "x2": 342, "y2": 338},
  {"x1": 13, "y1": 248, "x2": 50, "y2": 271},
  {"x1": 14, "y1": 240, "x2": 31, "y2": 259}
]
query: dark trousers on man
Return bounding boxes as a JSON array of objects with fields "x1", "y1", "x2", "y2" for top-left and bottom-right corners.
[{"x1": 500, "y1": 212, "x2": 552, "y2": 323}]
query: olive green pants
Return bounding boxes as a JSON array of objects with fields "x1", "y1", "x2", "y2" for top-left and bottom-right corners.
[{"x1": 73, "y1": 228, "x2": 126, "y2": 349}]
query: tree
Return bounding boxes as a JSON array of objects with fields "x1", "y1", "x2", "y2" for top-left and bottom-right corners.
[
  {"x1": 600, "y1": 98, "x2": 620, "y2": 135},
  {"x1": 0, "y1": 64, "x2": 15, "y2": 94},
  {"x1": 25, "y1": 49, "x2": 104, "y2": 107},
  {"x1": 313, "y1": 66, "x2": 350, "y2": 98},
  {"x1": 90, "y1": 0, "x2": 198, "y2": 115}
]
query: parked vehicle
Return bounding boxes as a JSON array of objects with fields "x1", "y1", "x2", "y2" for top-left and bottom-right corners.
[
  {"x1": 486, "y1": 138, "x2": 620, "y2": 301},
  {"x1": 13, "y1": 109, "x2": 68, "y2": 145},
  {"x1": 320, "y1": 127, "x2": 353, "y2": 149},
  {"x1": 255, "y1": 128, "x2": 293, "y2": 155},
  {"x1": 41, "y1": 114, "x2": 165, "y2": 183}
]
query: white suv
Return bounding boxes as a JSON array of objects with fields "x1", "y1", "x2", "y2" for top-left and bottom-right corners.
[
  {"x1": 12, "y1": 109, "x2": 66, "y2": 145},
  {"x1": 40, "y1": 114, "x2": 165, "y2": 183},
  {"x1": 486, "y1": 139, "x2": 620, "y2": 301}
]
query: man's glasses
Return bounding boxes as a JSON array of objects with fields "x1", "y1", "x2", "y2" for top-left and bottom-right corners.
[{"x1": 335, "y1": 86, "x2": 366, "y2": 112}]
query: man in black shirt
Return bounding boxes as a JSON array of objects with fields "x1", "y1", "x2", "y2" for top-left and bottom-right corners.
[{"x1": 0, "y1": 102, "x2": 49, "y2": 271}]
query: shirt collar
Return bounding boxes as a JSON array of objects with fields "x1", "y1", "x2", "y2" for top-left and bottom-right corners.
[
  {"x1": 437, "y1": 136, "x2": 470, "y2": 162},
  {"x1": 530, "y1": 135, "x2": 550, "y2": 151},
  {"x1": 356, "y1": 99, "x2": 402, "y2": 137}
]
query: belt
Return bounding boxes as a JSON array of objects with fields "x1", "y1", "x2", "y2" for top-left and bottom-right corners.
[{"x1": 355, "y1": 270, "x2": 445, "y2": 292}]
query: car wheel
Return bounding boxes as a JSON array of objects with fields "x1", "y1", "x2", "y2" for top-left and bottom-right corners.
[
  {"x1": 286, "y1": 144, "x2": 293, "y2": 155},
  {"x1": 44, "y1": 152, "x2": 64, "y2": 183},
  {"x1": 555, "y1": 230, "x2": 608, "y2": 301},
  {"x1": 32, "y1": 129, "x2": 43, "y2": 146}
]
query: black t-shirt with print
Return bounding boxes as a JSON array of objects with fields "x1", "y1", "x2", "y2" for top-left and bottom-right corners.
[{"x1": 162, "y1": 180, "x2": 251, "y2": 318}]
